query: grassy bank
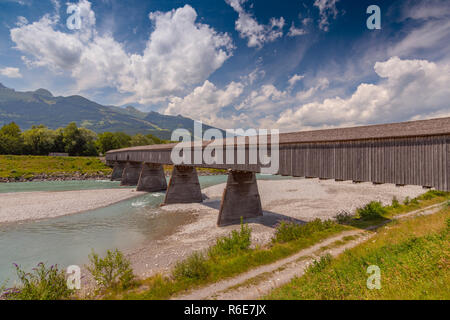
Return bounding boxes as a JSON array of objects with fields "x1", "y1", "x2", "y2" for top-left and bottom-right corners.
[
  {"x1": 265, "y1": 205, "x2": 450, "y2": 300},
  {"x1": 0, "y1": 155, "x2": 111, "y2": 180},
  {"x1": 108, "y1": 220, "x2": 350, "y2": 300},
  {"x1": 118, "y1": 190, "x2": 449, "y2": 300},
  {"x1": 0, "y1": 155, "x2": 226, "y2": 181}
]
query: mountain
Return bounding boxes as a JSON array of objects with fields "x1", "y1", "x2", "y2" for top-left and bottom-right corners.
[{"x1": 0, "y1": 83, "x2": 224, "y2": 140}]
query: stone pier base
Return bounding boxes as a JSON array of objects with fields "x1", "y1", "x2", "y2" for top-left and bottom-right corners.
[
  {"x1": 137, "y1": 163, "x2": 167, "y2": 192},
  {"x1": 120, "y1": 162, "x2": 142, "y2": 186},
  {"x1": 164, "y1": 166, "x2": 202, "y2": 204},
  {"x1": 111, "y1": 162, "x2": 126, "y2": 181},
  {"x1": 217, "y1": 171, "x2": 263, "y2": 226}
]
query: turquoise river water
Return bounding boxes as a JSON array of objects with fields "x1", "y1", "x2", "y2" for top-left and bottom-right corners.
[{"x1": 0, "y1": 175, "x2": 289, "y2": 286}]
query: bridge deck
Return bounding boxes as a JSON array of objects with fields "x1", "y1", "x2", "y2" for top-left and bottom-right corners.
[{"x1": 106, "y1": 117, "x2": 450, "y2": 191}]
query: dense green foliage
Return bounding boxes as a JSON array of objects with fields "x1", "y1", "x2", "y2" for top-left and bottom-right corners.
[
  {"x1": 208, "y1": 219, "x2": 252, "y2": 258},
  {"x1": 0, "y1": 122, "x2": 165, "y2": 156},
  {"x1": 356, "y1": 201, "x2": 387, "y2": 219},
  {"x1": 1, "y1": 263, "x2": 73, "y2": 300},
  {"x1": 87, "y1": 249, "x2": 136, "y2": 292}
]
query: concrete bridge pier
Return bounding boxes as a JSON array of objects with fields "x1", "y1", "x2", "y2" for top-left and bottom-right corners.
[
  {"x1": 137, "y1": 163, "x2": 167, "y2": 192},
  {"x1": 217, "y1": 170, "x2": 263, "y2": 226},
  {"x1": 111, "y1": 161, "x2": 126, "y2": 181},
  {"x1": 120, "y1": 162, "x2": 142, "y2": 186},
  {"x1": 164, "y1": 166, "x2": 203, "y2": 204}
]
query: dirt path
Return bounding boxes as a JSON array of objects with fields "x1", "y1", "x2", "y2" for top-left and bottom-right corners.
[{"x1": 173, "y1": 202, "x2": 445, "y2": 300}]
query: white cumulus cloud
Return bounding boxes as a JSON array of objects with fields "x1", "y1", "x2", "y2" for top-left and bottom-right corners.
[
  {"x1": 10, "y1": 1, "x2": 233, "y2": 103},
  {"x1": 164, "y1": 80, "x2": 245, "y2": 128},
  {"x1": 277, "y1": 57, "x2": 450, "y2": 130}
]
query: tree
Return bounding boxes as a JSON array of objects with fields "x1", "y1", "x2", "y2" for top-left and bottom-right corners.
[
  {"x1": 0, "y1": 122, "x2": 24, "y2": 154},
  {"x1": 96, "y1": 132, "x2": 121, "y2": 154},
  {"x1": 22, "y1": 125, "x2": 57, "y2": 155},
  {"x1": 130, "y1": 133, "x2": 153, "y2": 147},
  {"x1": 62, "y1": 122, "x2": 86, "y2": 156},
  {"x1": 79, "y1": 127, "x2": 99, "y2": 156}
]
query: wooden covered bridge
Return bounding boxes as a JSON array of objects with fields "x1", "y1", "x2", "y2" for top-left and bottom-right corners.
[{"x1": 105, "y1": 117, "x2": 450, "y2": 226}]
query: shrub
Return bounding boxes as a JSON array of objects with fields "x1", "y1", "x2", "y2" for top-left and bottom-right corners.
[
  {"x1": 419, "y1": 190, "x2": 448, "y2": 200},
  {"x1": 172, "y1": 252, "x2": 210, "y2": 282},
  {"x1": 334, "y1": 210, "x2": 354, "y2": 225},
  {"x1": 391, "y1": 196, "x2": 400, "y2": 208},
  {"x1": 403, "y1": 197, "x2": 410, "y2": 205},
  {"x1": 273, "y1": 219, "x2": 336, "y2": 243},
  {"x1": 308, "y1": 254, "x2": 333, "y2": 273},
  {"x1": 87, "y1": 249, "x2": 136, "y2": 291},
  {"x1": 2, "y1": 263, "x2": 73, "y2": 300},
  {"x1": 356, "y1": 201, "x2": 386, "y2": 220},
  {"x1": 208, "y1": 219, "x2": 252, "y2": 258}
]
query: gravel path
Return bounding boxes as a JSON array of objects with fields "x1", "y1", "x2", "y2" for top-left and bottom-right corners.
[{"x1": 0, "y1": 189, "x2": 145, "y2": 224}]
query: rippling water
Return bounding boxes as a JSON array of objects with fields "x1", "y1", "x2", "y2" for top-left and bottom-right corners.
[{"x1": 0, "y1": 174, "x2": 290, "y2": 285}]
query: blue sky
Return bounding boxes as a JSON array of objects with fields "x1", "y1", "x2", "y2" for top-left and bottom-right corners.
[{"x1": 0, "y1": 0, "x2": 449, "y2": 131}]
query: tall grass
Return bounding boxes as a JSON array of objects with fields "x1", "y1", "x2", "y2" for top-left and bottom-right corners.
[
  {"x1": 87, "y1": 249, "x2": 136, "y2": 292},
  {"x1": 1, "y1": 263, "x2": 73, "y2": 300},
  {"x1": 356, "y1": 201, "x2": 386, "y2": 219},
  {"x1": 272, "y1": 219, "x2": 336, "y2": 243}
]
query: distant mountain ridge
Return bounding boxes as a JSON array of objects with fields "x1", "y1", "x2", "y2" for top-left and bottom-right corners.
[{"x1": 0, "y1": 83, "x2": 223, "y2": 140}]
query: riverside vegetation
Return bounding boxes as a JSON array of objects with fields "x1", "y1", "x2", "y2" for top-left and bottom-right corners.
[
  {"x1": 0, "y1": 121, "x2": 165, "y2": 157},
  {"x1": 1, "y1": 190, "x2": 448, "y2": 300}
]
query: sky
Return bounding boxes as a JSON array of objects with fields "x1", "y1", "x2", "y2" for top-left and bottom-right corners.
[{"x1": 0, "y1": 0, "x2": 449, "y2": 132}]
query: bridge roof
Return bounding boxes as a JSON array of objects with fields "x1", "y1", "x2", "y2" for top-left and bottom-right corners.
[{"x1": 106, "y1": 116, "x2": 450, "y2": 154}]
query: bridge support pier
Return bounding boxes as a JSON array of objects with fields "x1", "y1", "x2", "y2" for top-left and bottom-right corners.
[
  {"x1": 164, "y1": 166, "x2": 203, "y2": 204},
  {"x1": 217, "y1": 171, "x2": 263, "y2": 226},
  {"x1": 111, "y1": 162, "x2": 126, "y2": 181},
  {"x1": 137, "y1": 163, "x2": 167, "y2": 192},
  {"x1": 120, "y1": 162, "x2": 142, "y2": 186}
]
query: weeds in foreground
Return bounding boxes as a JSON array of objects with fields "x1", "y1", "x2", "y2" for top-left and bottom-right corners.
[
  {"x1": 334, "y1": 210, "x2": 354, "y2": 225},
  {"x1": 172, "y1": 252, "x2": 210, "y2": 282},
  {"x1": 356, "y1": 201, "x2": 386, "y2": 219},
  {"x1": 87, "y1": 249, "x2": 136, "y2": 292},
  {"x1": 391, "y1": 196, "x2": 400, "y2": 208},
  {"x1": 309, "y1": 254, "x2": 333, "y2": 273},
  {"x1": 272, "y1": 219, "x2": 336, "y2": 243},
  {"x1": 208, "y1": 218, "x2": 252, "y2": 258},
  {"x1": 1, "y1": 263, "x2": 73, "y2": 300}
]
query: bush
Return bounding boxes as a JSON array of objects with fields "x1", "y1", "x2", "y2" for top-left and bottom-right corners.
[
  {"x1": 172, "y1": 252, "x2": 210, "y2": 282},
  {"x1": 334, "y1": 210, "x2": 354, "y2": 225},
  {"x1": 208, "y1": 219, "x2": 252, "y2": 258},
  {"x1": 273, "y1": 219, "x2": 336, "y2": 243},
  {"x1": 419, "y1": 190, "x2": 448, "y2": 200},
  {"x1": 87, "y1": 249, "x2": 136, "y2": 291},
  {"x1": 391, "y1": 196, "x2": 400, "y2": 208},
  {"x1": 308, "y1": 254, "x2": 333, "y2": 273},
  {"x1": 356, "y1": 201, "x2": 387, "y2": 220},
  {"x1": 403, "y1": 197, "x2": 410, "y2": 205},
  {"x1": 1, "y1": 263, "x2": 73, "y2": 300}
]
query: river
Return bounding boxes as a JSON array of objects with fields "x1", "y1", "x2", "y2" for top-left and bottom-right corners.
[{"x1": 0, "y1": 175, "x2": 289, "y2": 286}]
